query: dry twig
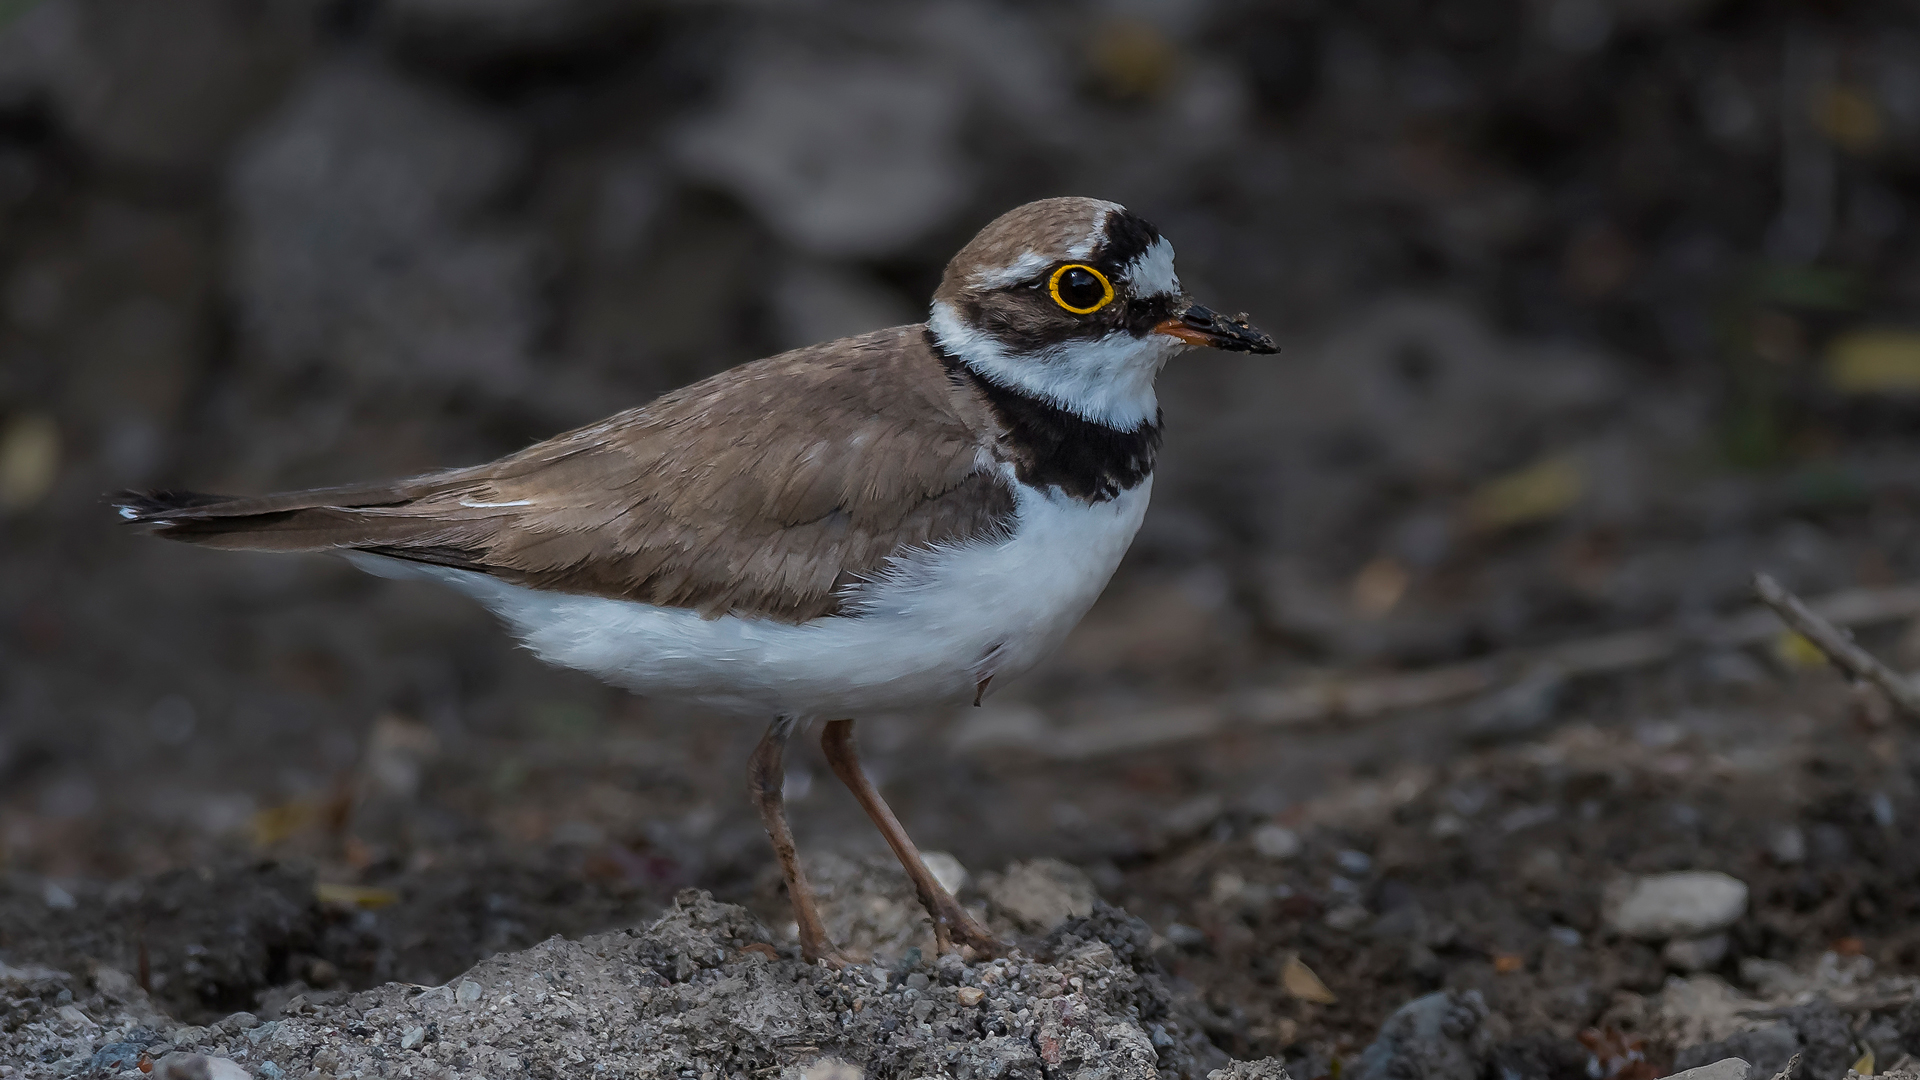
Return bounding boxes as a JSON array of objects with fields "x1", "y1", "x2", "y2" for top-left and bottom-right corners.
[
  {"x1": 1027, "y1": 580, "x2": 1920, "y2": 760},
  {"x1": 1751, "y1": 572, "x2": 1920, "y2": 720}
]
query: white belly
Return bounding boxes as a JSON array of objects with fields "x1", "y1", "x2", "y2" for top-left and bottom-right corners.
[{"x1": 351, "y1": 477, "x2": 1151, "y2": 717}]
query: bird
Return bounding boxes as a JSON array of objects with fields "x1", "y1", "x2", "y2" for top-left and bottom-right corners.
[{"x1": 118, "y1": 196, "x2": 1276, "y2": 964}]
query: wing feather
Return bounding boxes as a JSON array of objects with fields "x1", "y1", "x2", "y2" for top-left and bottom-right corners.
[{"x1": 119, "y1": 326, "x2": 1014, "y2": 622}]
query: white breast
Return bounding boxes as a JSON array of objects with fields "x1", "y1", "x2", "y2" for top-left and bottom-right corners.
[{"x1": 350, "y1": 476, "x2": 1151, "y2": 718}]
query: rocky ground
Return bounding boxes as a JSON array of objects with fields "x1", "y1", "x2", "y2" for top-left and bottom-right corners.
[{"x1": 10, "y1": 647, "x2": 1920, "y2": 1078}]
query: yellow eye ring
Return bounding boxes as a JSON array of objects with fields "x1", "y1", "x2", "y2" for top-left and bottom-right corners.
[{"x1": 1048, "y1": 263, "x2": 1115, "y2": 315}]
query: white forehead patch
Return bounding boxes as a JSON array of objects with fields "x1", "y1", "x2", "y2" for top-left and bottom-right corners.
[{"x1": 1122, "y1": 236, "x2": 1180, "y2": 298}]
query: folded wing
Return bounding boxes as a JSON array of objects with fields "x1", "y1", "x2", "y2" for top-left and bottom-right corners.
[{"x1": 119, "y1": 327, "x2": 1014, "y2": 623}]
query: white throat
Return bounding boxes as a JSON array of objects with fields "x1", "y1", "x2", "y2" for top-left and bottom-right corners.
[{"x1": 928, "y1": 301, "x2": 1182, "y2": 430}]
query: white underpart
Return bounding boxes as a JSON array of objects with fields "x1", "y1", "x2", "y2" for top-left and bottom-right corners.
[
  {"x1": 929, "y1": 300, "x2": 1186, "y2": 430},
  {"x1": 348, "y1": 475, "x2": 1151, "y2": 719}
]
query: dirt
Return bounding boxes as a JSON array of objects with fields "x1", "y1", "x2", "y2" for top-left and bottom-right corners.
[{"x1": 9, "y1": 657, "x2": 1920, "y2": 1078}]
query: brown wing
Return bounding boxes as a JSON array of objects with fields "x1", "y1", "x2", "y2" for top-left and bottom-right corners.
[{"x1": 120, "y1": 326, "x2": 1015, "y2": 622}]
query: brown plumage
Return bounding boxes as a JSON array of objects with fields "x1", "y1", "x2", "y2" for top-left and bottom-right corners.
[{"x1": 122, "y1": 326, "x2": 1016, "y2": 623}]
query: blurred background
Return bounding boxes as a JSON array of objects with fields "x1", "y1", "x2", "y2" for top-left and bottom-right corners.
[{"x1": 5, "y1": 0, "x2": 1920, "y2": 1060}]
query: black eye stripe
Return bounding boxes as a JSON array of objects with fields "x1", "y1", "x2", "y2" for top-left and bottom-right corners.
[{"x1": 1090, "y1": 209, "x2": 1162, "y2": 269}]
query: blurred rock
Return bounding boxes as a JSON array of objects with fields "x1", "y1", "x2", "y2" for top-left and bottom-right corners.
[
  {"x1": 1605, "y1": 872, "x2": 1748, "y2": 940},
  {"x1": 229, "y1": 60, "x2": 541, "y2": 395},
  {"x1": 980, "y1": 858, "x2": 1098, "y2": 934},
  {"x1": 0, "y1": 0, "x2": 310, "y2": 173},
  {"x1": 1664, "y1": 934, "x2": 1730, "y2": 972},
  {"x1": 1663, "y1": 1058, "x2": 1751, "y2": 1080},
  {"x1": 1673, "y1": 998, "x2": 1853, "y2": 1080},
  {"x1": 1251, "y1": 823, "x2": 1301, "y2": 860},
  {"x1": 1349, "y1": 989, "x2": 1494, "y2": 1080},
  {"x1": 1657, "y1": 974, "x2": 1766, "y2": 1051},
  {"x1": 377, "y1": 0, "x2": 656, "y2": 66},
  {"x1": 674, "y1": 46, "x2": 972, "y2": 258},
  {"x1": 153, "y1": 1051, "x2": 252, "y2": 1080}
]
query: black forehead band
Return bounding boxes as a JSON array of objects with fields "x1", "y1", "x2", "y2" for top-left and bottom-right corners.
[{"x1": 1088, "y1": 209, "x2": 1162, "y2": 271}]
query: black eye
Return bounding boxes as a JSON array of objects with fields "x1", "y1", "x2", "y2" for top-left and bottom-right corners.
[{"x1": 1048, "y1": 263, "x2": 1114, "y2": 314}]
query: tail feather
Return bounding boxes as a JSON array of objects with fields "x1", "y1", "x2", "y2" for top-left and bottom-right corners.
[
  {"x1": 113, "y1": 480, "x2": 493, "y2": 566},
  {"x1": 114, "y1": 477, "x2": 448, "y2": 522}
]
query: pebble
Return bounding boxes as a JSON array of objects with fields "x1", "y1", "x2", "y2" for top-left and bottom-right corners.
[
  {"x1": 1251, "y1": 824, "x2": 1301, "y2": 860},
  {"x1": 955, "y1": 986, "x2": 985, "y2": 1006},
  {"x1": 918, "y1": 852, "x2": 968, "y2": 896},
  {"x1": 1605, "y1": 872, "x2": 1748, "y2": 940},
  {"x1": 153, "y1": 1053, "x2": 252, "y2": 1080},
  {"x1": 1662, "y1": 1058, "x2": 1751, "y2": 1080},
  {"x1": 1767, "y1": 826, "x2": 1806, "y2": 865},
  {"x1": 1349, "y1": 990, "x2": 1491, "y2": 1080},
  {"x1": 981, "y1": 859, "x2": 1096, "y2": 933},
  {"x1": 1325, "y1": 904, "x2": 1371, "y2": 931}
]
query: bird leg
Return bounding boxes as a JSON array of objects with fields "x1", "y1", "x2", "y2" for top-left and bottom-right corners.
[
  {"x1": 819, "y1": 718, "x2": 1006, "y2": 956},
  {"x1": 748, "y1": 716, "x2": 847, "y2": 966}
]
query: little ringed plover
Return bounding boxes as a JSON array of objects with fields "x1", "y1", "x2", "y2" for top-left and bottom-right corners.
[{"x1": 119, "y1": 196, "x2": 1277, "y2": 964}]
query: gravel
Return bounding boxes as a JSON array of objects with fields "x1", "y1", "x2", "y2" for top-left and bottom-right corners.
[{"x1": 2, "y1": 889, "x2": 1246, "y2": 1080}]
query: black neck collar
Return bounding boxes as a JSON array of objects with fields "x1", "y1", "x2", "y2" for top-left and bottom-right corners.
[{"x1": 925, "y1": 326, "x2": 1160, "y2": 502}]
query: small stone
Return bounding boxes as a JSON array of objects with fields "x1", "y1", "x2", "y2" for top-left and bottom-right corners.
[
  {"x1": 1768, "y1": 826, "x2": 1806, "y2": 865},
  {"x1": 955, "y1": 986, "x2": 986, "y2": 1007},
  {"x1": 152, "y1": 1053, "x2": 252, "y2": 1080},
  {"x1": 799, "y1": 1056, "x2": 864, "y2": 1080},
  {"x1": 1252, "y1": 824, "x2": 1302, "y2": 859},
  {"x1": 1662, "y1": 1057, "x2": 1751, "y2": 1080},
  {"x1": 401, "y1": 1025, "x2": 426, "y2": 1050},
  {"x1": 982, "y1": 859, "x2": 1097, "y2": 933},
  {"x1": 1605, "y1": 872, "x2": 1748, "y2": 940},
  {"x1": 457, "y1": 979, "x2": 482, "y2": 1004},
  {"x1": 1350, "y1": 990, "x2": 1490, "y2": 1080},
  {"x1": 1663, "y1": 934, "x2": 1730, "y2": 972},
  {"x1": 1163, "y1": 923, "x2": 1207, "y2": 948},
  {"x1": 1325, "y1": 904, "x2": 1371, "y2": 931},
  {"x1": 918, "y1": 852, "x2": 968, "y2": 896},
  {"x1": 87, "y1": 1042, "x2": 148, "y2": 1073}
]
